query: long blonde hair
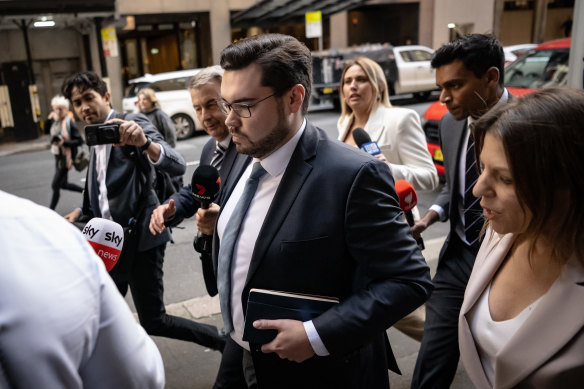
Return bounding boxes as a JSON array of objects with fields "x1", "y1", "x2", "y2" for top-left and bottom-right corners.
[{"x1": 338, "y1": 57, "x2": 391, "y2": 122}]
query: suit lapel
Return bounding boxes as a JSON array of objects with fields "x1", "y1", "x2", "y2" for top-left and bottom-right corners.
[
  {"x1": 244, "y1": 123, "x2": 317, "y2": 285},
  {"x1": 364, "y1": 106, "x2": 386, "y2": 143},
  {"x1": 494, "y1": 255, "x2": 584, "y2": 388}
]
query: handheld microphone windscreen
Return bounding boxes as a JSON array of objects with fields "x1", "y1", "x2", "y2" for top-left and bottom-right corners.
[
  {"x1": 395, "y1": 180, "x2": 418, "y2": 213},
  {"x1": 82, "y1": 218, "x2": 124, "y2": 272},
  {"x1": 352, "y1": 128, "x2": 381, "y2": 155},
  {"x1": 191, "y1": 164, "x2": 221, "y2": 207}
]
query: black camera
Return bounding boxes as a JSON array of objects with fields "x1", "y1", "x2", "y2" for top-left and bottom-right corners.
[
  {"x1": 85, "y1": 123, "x2": 120, "y2": 146},
  {"x1": 50, "y1": 135, "x2": 62, "y2": 145}
]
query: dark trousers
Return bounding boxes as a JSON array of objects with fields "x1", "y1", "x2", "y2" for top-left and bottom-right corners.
[
  {"x1": 110, "y1": 243, "x2": 226, "y2": 351},
  {"x1": 412, "y1": 234, "x2": 477, "y2": 389},
  {"x1": 50, "y1": 156, "x2": 83, "y2": 210},
  {"x1": 214, "y1": 336, "x2": 251, "y2": 389}
]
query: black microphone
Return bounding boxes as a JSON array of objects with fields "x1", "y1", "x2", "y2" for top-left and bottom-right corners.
[
  {"x1": 191, "y1": 165, "x2": 221, "y2": 254},
  {"x1": 352, "y1": 128, "x2": 381, "y2": 156}
]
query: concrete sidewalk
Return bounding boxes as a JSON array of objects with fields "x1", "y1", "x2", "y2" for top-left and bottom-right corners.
[{"x1": 0, "y1": 135, "x2": 51, "y2": 157}]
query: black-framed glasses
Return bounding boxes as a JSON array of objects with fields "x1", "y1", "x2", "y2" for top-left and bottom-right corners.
[{"x1": 217, "y1": 92, "x2": 277, "y2": 118}]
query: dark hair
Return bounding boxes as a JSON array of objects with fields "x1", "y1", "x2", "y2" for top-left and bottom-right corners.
[
  {"x1": 473, "y1": 88, "x2": 584, "y2": 262},
  {"x1": 431, "y1": 34, "x2": 504, "y2": 87},
  {"x1": 220, "y1": 33, "x2": 312, "y2": 115},
  {"x1": 61, "y1": 71, "x2": 108, "y2": 101}
]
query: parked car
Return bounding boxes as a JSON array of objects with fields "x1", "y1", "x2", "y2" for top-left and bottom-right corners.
[
  {"x1": 422, "y1": 38, "x2": 570, "y2": 180},
  {"x1": 123, "y1": 69, "x2": 203, "y2": 140},
  {"x1": 311, "y1": 43, "x2": 437, "y2": 109},
  {"x1": 503, "y1": 43, "x2": 537, "y2": 67}
]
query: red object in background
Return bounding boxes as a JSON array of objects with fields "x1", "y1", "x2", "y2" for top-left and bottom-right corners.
[{"x1": 422, "y1": 38, "x2": 571, "y2": 181}]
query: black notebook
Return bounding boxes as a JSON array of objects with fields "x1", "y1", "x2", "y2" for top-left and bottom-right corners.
[{"x1": 242, "y1": 288, "x2": 339, "y2": 345}]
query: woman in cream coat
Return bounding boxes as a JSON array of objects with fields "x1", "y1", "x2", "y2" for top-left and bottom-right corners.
[
  {"x1": 459, "y1": 88, "x2": 584, "y2": 388},
  {"x1": 337, "y1": 56, "x2": 438, "y2": 192},
  {"x1": 338, "y1": 57, "x2": 437, "y2": 341}
]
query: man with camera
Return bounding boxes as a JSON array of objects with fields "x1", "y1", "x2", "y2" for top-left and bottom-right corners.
[{"x1": 62, "y1": 71, "x2": 226, "y2": 352}]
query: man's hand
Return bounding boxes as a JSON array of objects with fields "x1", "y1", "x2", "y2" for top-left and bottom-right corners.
[
  {"x1": 195, "y1": 203, "x2": 220, "y2": 235},
  {"x1": 255, "y1": 319, "x2": 315, "y2": 363},
  {"x1": 108, "y1": 118, "x2": 162, "y2": 161},
  {"x1": 411, "y1": 210, "x2": 439, "y2": 240},
  {"x1": 64, "y1": 208, "x2": 82, "y2": 223},
  {"x1": 149, "y1": 200, "x2": 176, "y2": 235},
  {"x1": 109, "y1": 118, "x2": 147, "y2": 147}
]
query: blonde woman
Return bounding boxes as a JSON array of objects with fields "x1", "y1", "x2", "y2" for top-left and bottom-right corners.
[
  {"x1": 137, "y1": 88, "x2": 177, "y2": 147},
  {"x1": 48, "y1": 95, "x2": 83, "y2": 210},
  {"x1": 337, "y1": 56, "x2": 438, "y2": 192}
]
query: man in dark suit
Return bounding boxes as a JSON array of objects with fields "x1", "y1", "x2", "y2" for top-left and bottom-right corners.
[
  {"x1": 61, "y1": 71, "x2": 225, "y2": 352},
  {"x1": 411, "y1": 34, "x2": 510, "y2": 388},
  {"x1": 149, "y1": 66, "x2": 251, "y2": 388},
  {"x1": 201, "y1": 33, "x2": 432, "y2": 389}
]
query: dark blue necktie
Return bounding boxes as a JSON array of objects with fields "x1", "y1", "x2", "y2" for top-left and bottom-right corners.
[
  {"x1": 217, "y1": 162, "x2": 267, "y2": 333},
  {"x1": 463, "y1": 131, "x2": 483, "y2": 249},
  {"x1": 211, "y1": 142, "x2": 226, "y2": 171}
]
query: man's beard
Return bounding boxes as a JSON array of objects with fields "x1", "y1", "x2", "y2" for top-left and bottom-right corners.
[{"x1": 233, "y1": 102, "x2": 290, "y2": 159}]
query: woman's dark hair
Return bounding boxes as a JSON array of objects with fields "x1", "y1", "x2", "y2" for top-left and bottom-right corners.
[
  {"x1": 473, "y1": 88, "x2": 584, "y2": 262},
  {"x1": 61, "y1": 71, "x2": 108, "y2": 101},
  {"x1": 431, "y1": 34, "x2": 505, "y2": 87},
  {"x1": 220, "y1": 33, "x2": 312, "y2": 115}
]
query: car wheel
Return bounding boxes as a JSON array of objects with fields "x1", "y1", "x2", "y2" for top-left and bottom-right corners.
[
  {"x1": 413, "y1": 91, "x2": 431, "y2": 100},
  {"x1": 172, "y1": 113, "x2": 195, "y2": 140}
]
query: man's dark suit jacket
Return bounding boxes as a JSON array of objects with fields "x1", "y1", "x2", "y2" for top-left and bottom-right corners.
[
  {"x1": 83, "y1": 111, "x2": 186, "y2": 252},
  {"x1": 169, "y1": 137, "x2": 245, "y2": 223},
  {"x1": 434, "y1": 93, "x2": 513, "y2": 260},
  {"x1": 212, "y1": 121, "x2": 433, "y2": 388}
]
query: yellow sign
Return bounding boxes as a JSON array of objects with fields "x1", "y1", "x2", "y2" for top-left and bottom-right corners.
[
  {"x1": 434, "y1": 149, "x2": 444, "y2": 162},
  {"x1": 305, "y1": 11, "x2": 322, "y2": 24},
  {"x1": 305, "y1": 11, "x2": 322, "y2": 38}
]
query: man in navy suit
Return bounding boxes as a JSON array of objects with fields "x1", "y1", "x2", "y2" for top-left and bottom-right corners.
[
  {"x1": 61, "y1": 71, "x2": 226, "y2": 353},
  {"x1": 202, "y1": 33, "x2": 432, "y2": 389},
  {"x1": 411, "y1": 34, "x2": 510, "y2": 388}
]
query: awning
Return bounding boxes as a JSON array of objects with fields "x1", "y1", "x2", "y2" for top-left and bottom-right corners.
[
  {"x1": 231, "y1": 0, "x2": 370, "y2": 29},
  {"x1": 0, "y1": 0, "x2": 115, "y2": 16}
]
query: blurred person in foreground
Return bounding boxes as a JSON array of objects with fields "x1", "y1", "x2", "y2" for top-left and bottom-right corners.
[
  {"x1": 0, "y1": 190, "x2": 164, "y2": 389},
  {"x1": 61, "y1": 71, "x2": 225, "y2": 352},
  {"x1": 337, "y1": 56, "x2": 438, "y2": 342},
  {"x1": 48, "y1": 95, "x2": 84, "y2": 210},
  {"x1": 411, "y1": 34, "x2": 510, "y2": 388},
  {"x1": 459, "y1": 88, "x2": 584, "y2": 388},
  {"x1": 207, "y1": 33, "x2": 432, "y2": 388}
]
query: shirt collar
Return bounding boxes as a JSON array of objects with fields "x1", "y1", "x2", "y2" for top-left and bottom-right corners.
[
  {"x1": 255, "y1": 118, "x2": 306, "y2": 178},
  {"x1": 218, "y1": 134, "x2": 231, "y2": 149}
]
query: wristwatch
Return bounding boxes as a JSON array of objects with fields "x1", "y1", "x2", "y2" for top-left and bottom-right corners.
[{"x1": 140, "y1": 136, "x2": 152, "y2": 151}]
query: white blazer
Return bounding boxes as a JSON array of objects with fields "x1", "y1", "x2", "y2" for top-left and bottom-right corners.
[
  {"x1": 459, "y1": 228, "x2": 584, "y2": 389},
  {"x1": 337, "y1": 105, "x2": 438, "y2": 192}
]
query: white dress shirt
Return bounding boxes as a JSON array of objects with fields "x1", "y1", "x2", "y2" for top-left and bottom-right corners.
[{"x1": 0, "y1": 190, "x2": 164, "y2": 388}]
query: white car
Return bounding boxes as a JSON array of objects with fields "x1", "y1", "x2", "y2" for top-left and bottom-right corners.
[
  {"x1": 392, "y1": 45, "x2": 437, "y2": 98},
  {"x1": 503, "y1": 43, "x2": 537, "y2": 67},
  {"x1": 122, "y1": 69, "x2": 203, "y2": 140}
]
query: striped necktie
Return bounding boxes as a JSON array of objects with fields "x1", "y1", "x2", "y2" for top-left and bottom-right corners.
[
  {"x1": 217, "y1": 162, "x2": 267, "y2": 333},
  {"x1": 463, "y1": 130, "x2": 483, "y2": 249},
  {"x1": 211, "y1": 142, "x2": 226, "y2": 170}
]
